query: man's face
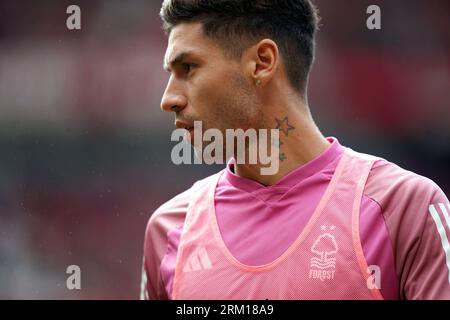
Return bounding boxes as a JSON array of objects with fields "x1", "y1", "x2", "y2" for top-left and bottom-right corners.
[{"x1": 161, "y1": 23, "x2": 263, "y2": 145}]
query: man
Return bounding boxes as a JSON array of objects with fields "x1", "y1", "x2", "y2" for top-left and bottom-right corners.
[{"x1": 141, "y1": 0, "x2": 450, "y2": 299}]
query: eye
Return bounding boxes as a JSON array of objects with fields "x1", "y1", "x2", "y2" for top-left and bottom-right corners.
[{"x1": 181, "y1": 63, "x2": 194, "y2": 75}]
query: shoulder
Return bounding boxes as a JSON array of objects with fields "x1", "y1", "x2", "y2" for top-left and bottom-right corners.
[
  {"x1": 145, "y1": 171, "x2": 224, "y2": 241},
  {"x1": 145, "y1": 187, "x2": 191, "y2": 240},
  {"x1": 364, "y1": 156, "x2": 447, "y2": 244},
  {"x1": 362, "y1": 156, "x2": 450, "y2": 299},
  {"x1": 364, "y1": 157, "x2": 445, "y2": 220}
]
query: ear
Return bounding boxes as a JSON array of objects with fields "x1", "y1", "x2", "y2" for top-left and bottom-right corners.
[{"x1": 243, "y1": 39, "x2": 279, "y2": 87}]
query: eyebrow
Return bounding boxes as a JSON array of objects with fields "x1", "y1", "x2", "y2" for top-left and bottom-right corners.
[{"x1": 163, "y1": 51, "x2": 194, "y2": 72}]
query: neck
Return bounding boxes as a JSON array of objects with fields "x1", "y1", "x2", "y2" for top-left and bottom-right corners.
[{"x1": 234, "y1": 101, "x2": 330, "y2": 186}]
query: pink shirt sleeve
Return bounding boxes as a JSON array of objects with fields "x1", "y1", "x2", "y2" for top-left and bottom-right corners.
[
  {"x1": 403, "y1": 187, "x2": 450, "y2": 299},
  {"x1": 141, "y1": 188, "x2": 190, "y2": 300},
  {"x1": 365, "y1": 162, "x2": 450, "y2": 299}
]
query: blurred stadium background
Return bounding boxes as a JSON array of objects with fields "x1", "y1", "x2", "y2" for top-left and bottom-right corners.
[{"x1": 0, "y1": 0, "x2": 448, "y2": 299}]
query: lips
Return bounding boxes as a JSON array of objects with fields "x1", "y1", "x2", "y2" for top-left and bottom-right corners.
[{"x1": 175, "y1": 120, "x2": 194, "y2": 131}]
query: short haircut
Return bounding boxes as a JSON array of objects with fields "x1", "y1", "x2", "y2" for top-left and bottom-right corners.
[{"x1": 160, "y1": 0, "x2": 320, "y2": 94}]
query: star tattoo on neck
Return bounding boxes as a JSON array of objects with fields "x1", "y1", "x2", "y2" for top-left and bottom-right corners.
[{"x1": 275, "y1": 116, "x2": 295, "y2": 137}]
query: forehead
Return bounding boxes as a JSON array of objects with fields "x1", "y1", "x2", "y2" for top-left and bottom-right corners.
[{"x1": 164, "y1": 23, "x2": 223, "y2": 66}]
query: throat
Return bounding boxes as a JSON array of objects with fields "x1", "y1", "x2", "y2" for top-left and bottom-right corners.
[{"x1": 233, "y1": 115, "x2": 330, "y2": 186}]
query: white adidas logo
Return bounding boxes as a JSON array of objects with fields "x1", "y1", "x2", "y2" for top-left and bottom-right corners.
[{"x1": 183, "y1": 247, "x2": 213, "y2": 272}]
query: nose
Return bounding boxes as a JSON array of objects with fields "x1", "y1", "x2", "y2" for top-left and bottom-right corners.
[{"x1": 160, "y1": 75, "x2": 188, "y2": 113}]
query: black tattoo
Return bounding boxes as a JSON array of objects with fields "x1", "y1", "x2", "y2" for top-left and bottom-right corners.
[
  {"x1": 275, "y1": 116, "x2": 295, "y2": 137},
  {"x1": 273, "y1": 116, "x2": 293, "y2": 162}
]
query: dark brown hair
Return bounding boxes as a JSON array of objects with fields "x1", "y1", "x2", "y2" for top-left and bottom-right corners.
[{"x1": 160, "y1": 0, "x2": 320, "y2": 94}]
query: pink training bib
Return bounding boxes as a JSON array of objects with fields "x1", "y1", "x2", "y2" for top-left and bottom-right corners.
[{"x1": 172, "y1": 149, "x2": 384, "y2": 300}]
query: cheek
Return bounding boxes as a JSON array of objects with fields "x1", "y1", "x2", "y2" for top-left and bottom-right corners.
[
  {"x1": 210, "y1": 86, "x2": 255, "y2": 130},
  {"x1": 189, "y1": 69, "x2": 258, "y2": 129},
  {"x1": 188, "y1": 72, "x2": 219, "y2": 111},
  {"x1": 189, "y1": 73, "x2": 229, "y2": 116}
]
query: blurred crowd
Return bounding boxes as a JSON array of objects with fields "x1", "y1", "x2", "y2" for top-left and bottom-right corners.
[{"x1": 0, "y1": 0, "x2": 448, "y2": 298}]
